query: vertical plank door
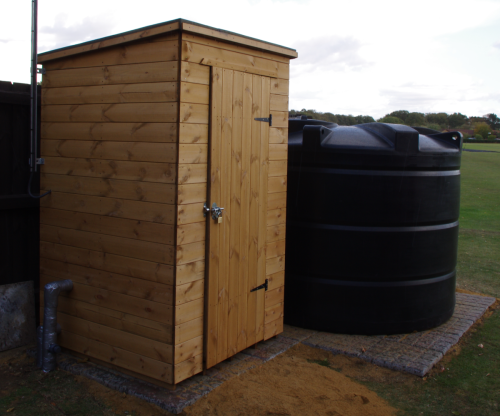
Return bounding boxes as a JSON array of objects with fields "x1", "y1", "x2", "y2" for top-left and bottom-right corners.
[{"x1": 205, "y1": 68, "x2": 271, "y2": 369}]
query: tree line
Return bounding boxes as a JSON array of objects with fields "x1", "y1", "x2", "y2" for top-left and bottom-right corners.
[{"x1": 290, "y1": 109, "x2": 500, "y2": 139}]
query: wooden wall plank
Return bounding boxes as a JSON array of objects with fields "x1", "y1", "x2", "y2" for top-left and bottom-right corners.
[
  {"x1": 175, "y1": 298, "x2": 204, "y2": 325},
  {"x1": 175, "y1": 316, "x2": 203, "y2": 345},
  {"x1": 268, "y1": 176, "x2": 287, "y2": 194},
  {"x1": 52, "y1": 295, "x2": 173, "y2": 344},
  {"x1": 41, "y1": 174, "x2": 176, "y2": 204},
  {"x1": 177, "y1": 183, "x2": 206, "y2": 205},
  {"x1": 176, "y1": 280, "x2": 204, "y2": 305},
  {"x1": 40, "y1": 207, "x2": 174, "y2": 245},
  {"x1": 42, "y1": 122, "x2": 177, "y2": 142},
  {"x1": 264, "y1": 302, "x2": 283, "y2": 325},
  {"x1": 182, "y1": 41, "x2": 288, "y2": 79},
  {"x1": 264, "y1": 286, "x2": 284, "y2": 307},
  {"x1": 182, "y1": 33, "x2": 290, "y2": 64},
  {"x1": 57, "y1": 312, "x2": 173, "y2": 363},
  {"x1": 268, "y1": 160, "x2": 287, "y2": 177},
  {"x1": 41, "y1": 274, "x2": 173, "y2": 324},
  {"x1": 264, "y1": 317, "x2": 283, "y2": 340},
  {"x1": 266, "y1": 256, "x2": 285, "y2": 276},
  {"x1": 42, "y1": 103, "x2": 177, "y2": 123},
  {"x1": 177, "y1": 203, "x2": 204, "y2": 225},
  {"x1": 40, "y1": 224, "x2": 174, "y2": 265},
  {"x1": 237, "y1": 72, "x2": 252, "y2": 352},
  {"x1": 256, "y1": 76, "x2": 270, "y2": 342},
  {"x1": 267, "y1": 271, "x2": 285, "y2": 291},
  {"x1": 269, "y1": 111, "x2": 288, "y2": 128},
  {"x1": 42, "y1": 82, "x2": 178, "y2": 105},
  {"x1": 206, "y1": 66, "x2": 223, "y2": 368},
  {"x1": 41, "y1": 241, "x2": 174, "y2": 285},
  {"x1": 180, "y1": 62, "x2": 210, "y2": 85},
  {"x1": 176, "y1": 260, "x2": 205, "y2": 286},
  {"x1": 181, "y1": 22, "x2": 297, "y2": 58},
  {"x1": 267, "y1": 208, "x2": 286, "y2": 227},
  {"x1": 179, "y1": 103, "x2": 209, "y2": 124},
  {"x1": 174, "y1": 353, "x2": 203, "y2": 384},
  {"x1": 267, "y1": 192, "x2": 286, "y2": 210},
  {"x1": 270, "y1": 79, "x2": 289, "y2": 96},
  {"x1": 41, "y1": 157, "x2": 176, "y2": 184},
  {"x1": 178, "y1": 144, "x2": 208, "y2": 164},
  {"x1": 270, "y1": 94, "x2": 288, "y2": 112},
  {"x1": 266, "y1": 240, "x2": 286, "y2": 260},
  {"x1": 176, "y1": 222, "x2": 205, "y2": 245},
  {"x1": 42, "y1": 62, "x2": 178, "y2": 88},
  {"x1": 41, "y1": 258, "x2": 173, "y2": 304},
  {"x1": 178, "y1": 164, "x2": 207, "y2": 184},
  {"x1": 38, "y1": 22, "x2": 180, "y2": 63},
  {"x1": 174, "y1": 335, "x2": 203, "y2": 365},
  {"x1": 43, "y1": 40, "x2": 178, "y2": 70},
  {"x1": 269, "y1": 127, "x2": 287, "y2": 144},
  {"x1": 179, "y1": 123, "x2": 209, "y2": 144},
  {"x1": 176, "y1": 241, "x2": 205, "y2": 265},
  {"x1": 58, "y1": 330, "x2": 173, "y2": 383},
  {"x1": 269, "y1": 144, "x2": 287, "y2": 161},
  {"x1": 40, "y1": 192, "x2": 175, "y2": 224},
  {"x1": 266, "y1": 224, "x2": 286, "y2": 244},
  {"x1": 180, "y1": 82, "x2": 210, "y2": 104},
  {"x1": 42, "y1": 140, "x2": 177, "y2": 163}
]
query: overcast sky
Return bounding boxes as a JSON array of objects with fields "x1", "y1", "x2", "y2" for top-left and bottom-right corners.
[{"x1": 1, "y1": 0, "x2": 499, "y2": 119}]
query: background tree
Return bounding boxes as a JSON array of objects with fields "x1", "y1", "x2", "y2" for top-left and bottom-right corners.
[
  {"x1": 485, "y1": 113, "x2": 500, "y2": 129},
  {"x1": 474, "y1": 122, "x2": 493, "y2": 139},
  {"x1": 388, "y1": 110, "x2": 410, "y2": 123},
  {"x1": 406, "y1": 112, "x2": 426, "y2": 127},
  {"x1": 425, "y1": 112, "x2": 448, "y2": 127},
  {"x1": 448, "y1": 112, "x2": 468, "y2": 128},
  {"x1": 377, "y1": 116, "x2": 405, "y2": 124}
]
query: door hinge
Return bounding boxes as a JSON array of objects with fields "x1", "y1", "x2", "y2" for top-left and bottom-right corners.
[
  {"x1": 254, "y1": 114, "x2": 272, "y2": 126},
  {"x1": 250, "y1": 279, "x2": 268, "y2": 292}
]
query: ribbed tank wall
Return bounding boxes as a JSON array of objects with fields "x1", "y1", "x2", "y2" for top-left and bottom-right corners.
[{"x1": 284, "y1": 120, "x2": 462, "y2": 335}]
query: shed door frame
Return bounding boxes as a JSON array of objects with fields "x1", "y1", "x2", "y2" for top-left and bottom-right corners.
[{"x1": 204, "y1": 67, "x2": 271, "y2": 369}]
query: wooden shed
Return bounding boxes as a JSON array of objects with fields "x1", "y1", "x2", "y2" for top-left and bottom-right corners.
[{"x1": 38, "y1": 19, "x2": 297, "y2": 386}]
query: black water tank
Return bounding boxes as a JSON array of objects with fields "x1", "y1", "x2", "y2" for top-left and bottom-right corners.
[{"x1": 285, "y1": 120, "x2": 462, "y2": 335}]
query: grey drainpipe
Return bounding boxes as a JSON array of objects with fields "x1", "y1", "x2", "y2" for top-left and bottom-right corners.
[{"x1": 37, "y1": 280, "x2": 73, "y2": 372}]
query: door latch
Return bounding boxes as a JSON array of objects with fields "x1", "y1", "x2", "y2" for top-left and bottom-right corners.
[
  {"x1": 250, "y1": 279, "x2": 268, "y2": 292},
  {"x1": 254, "y1": 114, "x2": 272, "y2": 126},
  {"x1": 208, "y1": 202, "x2": 224, "y2": 222}
]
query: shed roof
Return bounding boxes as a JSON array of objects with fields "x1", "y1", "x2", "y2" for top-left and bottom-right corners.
[{"x1": 38, "y1": 18, "x2": 298, "y2": 63}]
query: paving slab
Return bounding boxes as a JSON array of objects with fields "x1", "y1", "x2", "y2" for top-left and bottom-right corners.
[{"x1": 37, "y1": 292, "x2": 495, "y2": 414}]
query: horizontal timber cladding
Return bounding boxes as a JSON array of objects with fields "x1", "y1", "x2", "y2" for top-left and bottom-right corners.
[
  {"x1": 40, "y1": 207, "x2": 174, "y2": 245},
  {"x1": 41, "y1": 174, "x2": 176, "y2": 204},
  {"x1": 41, "y1": 123, "x2": 177, "y2": 142},
  {"x1": 40, "y1": 241, "x2": 174, "y2": 285},
  {"x1": 41, "y1": 141, "x2": 176, "y2": 163},
  {"x1": 42, "y1": 103, "x2": 177, "y2": 123},
  {"x1": 42, "y1": 39, "x2": 179, "y2": 71},
  {"x1": 41, "y1": 157, "x2": 176, "y2": 184},
  {"x1": 40, "y1": 192, "x2": 175, "y2": 224},
  {"x1": 41, "y1": 82, "x2": 178, "y2": 105},
  {"x1": 42, "y1": 62, "x2": 178, "y2": 88},
  {"x1": 182, "y1": 41, "x2": 289, "y2": 79}
]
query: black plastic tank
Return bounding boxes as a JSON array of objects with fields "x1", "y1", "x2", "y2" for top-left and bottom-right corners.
[{"x1": 284, "y1": 120, "x2": 462, "y2": 335}]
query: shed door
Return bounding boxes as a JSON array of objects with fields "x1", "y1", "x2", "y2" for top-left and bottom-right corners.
[{"x1": 205, "y1": 68, "x2": 271, "y2": 369}]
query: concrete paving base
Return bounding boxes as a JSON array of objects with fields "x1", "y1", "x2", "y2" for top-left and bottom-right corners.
[{"x1": 44, "y1": 292, "x2": 495, "y2": 414}]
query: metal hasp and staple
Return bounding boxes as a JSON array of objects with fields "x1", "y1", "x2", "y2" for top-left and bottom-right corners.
[{"x1": 36, "y1": 280, "x2": 73, "y2": 372}]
